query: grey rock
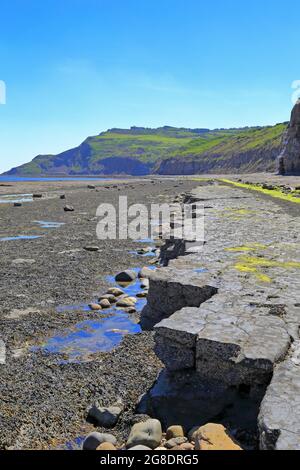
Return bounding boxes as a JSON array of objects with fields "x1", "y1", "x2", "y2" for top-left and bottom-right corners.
[
  {"x1": 138, "y1": 267, "x2": 154, "y2": 279},
  {"x1": 129, "y1": 445, "x2": 152, "y2": 450},
  {"x1": 84, "y1": 245, "x2": 100, "y2": 252},
  {"x1": 82, "y1": 432, "x2": 117, "y2": 450},
  {"x1": 99, "y1": 294, "x2": 117, "y2": 304},
  {"x1": 87, "y1": 404, "x2": 122, "y2": 428},
  {"x1": 165, "y1": 437, "x2": 187, "y2": 448},
  {"x1": 115, "y1": 270, "x2": 137, "y2": 283},
  {"x1": 127, "y1": 419, "x2": 162, "y2": 449},
  {"x1": 99, "y1": 299, "x2": 111, "y2": 309},
  {"x1": 64, "y1": 205, "x2": 74, "y2": 212}
]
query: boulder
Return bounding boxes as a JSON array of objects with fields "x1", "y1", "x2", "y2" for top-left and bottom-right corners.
[
  {"x1": 127, "y1": 419, "x2": 162, "y2": 449},
  {"x1": 87, "y1": 404, "x2": 122, "y2": 428},
  {"x1": 14, "y1": 202, "x2": 22, "y2": 207},
  {"x1": 82, "y1": 432, "x2": 117, "y2": 450},
  {"x1": 115, "y1": 270, "x2": 137, "y2": 283},
  {"x1": 193, "y1": 423, "x2": 242, "y2": 450}
]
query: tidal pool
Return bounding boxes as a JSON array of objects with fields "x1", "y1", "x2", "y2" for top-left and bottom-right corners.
[
  {"x1": 35, "y1": 267, "x2": 154, "y2": 362},
  {"x1": 0, "y1": 235, "x2": 42, "y2": 241},
  {"x1": 33, "y1": 220, "x2": 65, "y2": 229}
]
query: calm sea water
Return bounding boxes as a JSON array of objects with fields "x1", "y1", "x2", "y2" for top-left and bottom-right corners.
[{"x1": 0, "y1": 176, "x2": 114, "y2": 182}]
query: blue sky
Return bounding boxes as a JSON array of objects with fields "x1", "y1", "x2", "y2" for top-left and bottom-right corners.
[{"x1": 0, "y1": 0, "x2": 299, "y2": 173}]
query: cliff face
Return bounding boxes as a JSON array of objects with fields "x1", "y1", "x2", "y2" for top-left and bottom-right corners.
[
  {"x1": 279, "y1": 100, "x2": 300, "y2": 175},
  {"x1": 155, "y1": 147, "x2": 281, "y2": 175}
]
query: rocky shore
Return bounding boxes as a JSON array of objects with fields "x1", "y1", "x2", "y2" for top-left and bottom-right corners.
[
  {"x1": 0, "y1": 177, "x2": 195, "y2": 449},
  {"x1": 1, "y1": 175, "x2": 300, "y2": 450}
]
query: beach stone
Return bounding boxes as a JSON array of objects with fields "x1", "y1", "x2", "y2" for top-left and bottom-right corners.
[
  {"x1": 82, "y1": 432, "x2": 117, "y2": 450},
  {"x1": 64, "y1": 205, "x2": 74, "y2": 212},
  {"x1": 115, "y1": 270, "x2": 137, "y2": 282},
  {"x1": 99, "y1": 299, "x2": 111, "y2": 309},
  {"x1": 99, "y1": 294, "x2": 117, "y2": 304},
  {"x1": 125, "y1": 307, "x2": 137, "y2": 314},
  {"x1": 96, "y1": 442, "x2": 116, "y2": 450},
  {"x1": 84, "y1": 245, "x2": 100, "y2": 252},
  {"x1": 138, "y1": 267, "x2": 153, "y2": 279},
  {"x1": 166, "y1": 425, "x2": 185, "y2": 440},
  {"x1": 33, "y1": 193, "x2": 42, "y2": 198},
  {"x1": 60, "y1": 194, "x2": 65, "y2": 199},
  {"x1": 171, "y1": 443, "x2": 194, "y2": 450},
  {"x1": 116, "y1": 297, "x2": 137, "y2": 307},
  {"x1": 89, "y1": 303, "x2": 102, "y2": 311},
  {"x1": 165, "y1": 437, "x2": 187, "y2": 448},
  {"x1": 136, "y1": 291, "x2": 148, "y2": 298},
  {"x1": 129, "y1": 445, "x2": 152, "y2": 450},
  {"x1": 106, "y1": 287, "x2": 124, "y2": 296},
  {"x1": 193, "y1": 423, "x2": 242, "y2": 450},
  {"x1": 14, "y1": 202, "x2": 22, "y2": 207},
  {"x1": 140, "y1": 278, "x2": 149, "y2": 289},
  {"x1": 127, "y1": 419, "x2": 162, "y2": 449},
  {"x1": 88, "y1": 184, "x2": 96, "y2": 189},
  {"x1": 87, "y1": 404, "x2": 122, "y2": 428}
]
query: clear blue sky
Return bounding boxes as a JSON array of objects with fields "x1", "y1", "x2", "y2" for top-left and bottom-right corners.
[{"x1": 0, "y1": 0, "x2": 299, "y2": 173}]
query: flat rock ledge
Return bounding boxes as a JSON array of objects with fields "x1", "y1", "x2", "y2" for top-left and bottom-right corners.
[{"x1": 140, "y1": 182, "x2": 300, "y2": 449}]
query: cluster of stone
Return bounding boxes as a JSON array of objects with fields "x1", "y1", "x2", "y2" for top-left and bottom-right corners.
[
  {"x1": 82, "y1": 420, "x2": 241, "y2": 451},
  {"x1": 140, "y1": 183, "x2": 300, "y2": 449}
]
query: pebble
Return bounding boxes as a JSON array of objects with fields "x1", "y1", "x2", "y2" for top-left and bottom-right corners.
[
  {"x1": 166, "y1": 425, "x2": 185, "y2": 440},
  {"x1": 115, "y1": 270, "x2": 137, "y2": 283},
  {"x1": 99, "y1": 294, "x2": 117, "y2": 304},
  {"x1": 136, "y1": 291, "x2": 148, "y2": 298},
  {"x1": 99, "y1": 299, "x2": 111, "y2": 308},
  {"x1": 84, "y1": 245, "x2": 100, "y2": 252},
  {"x1": 89, "y1": 303, "x2": 102, "y2": 311},
  {"x1": 127, "y1": 419, "x2": 162, "y2": 449},
  {"x1": 64, "y1": 205, "x2": 74, "y2": 212},
  {"x1": 165, "y1": 437, "x2": 187, "y2": 449},
  {"x1": 82, "y1": 432, "x2": 117, "y2": 450},
  {"x1": 116, "y1": 297, "x2": 137, "y2": 307},
  {"x1": 106, "y1": 287, "x2": 124, "y2": 296}
]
